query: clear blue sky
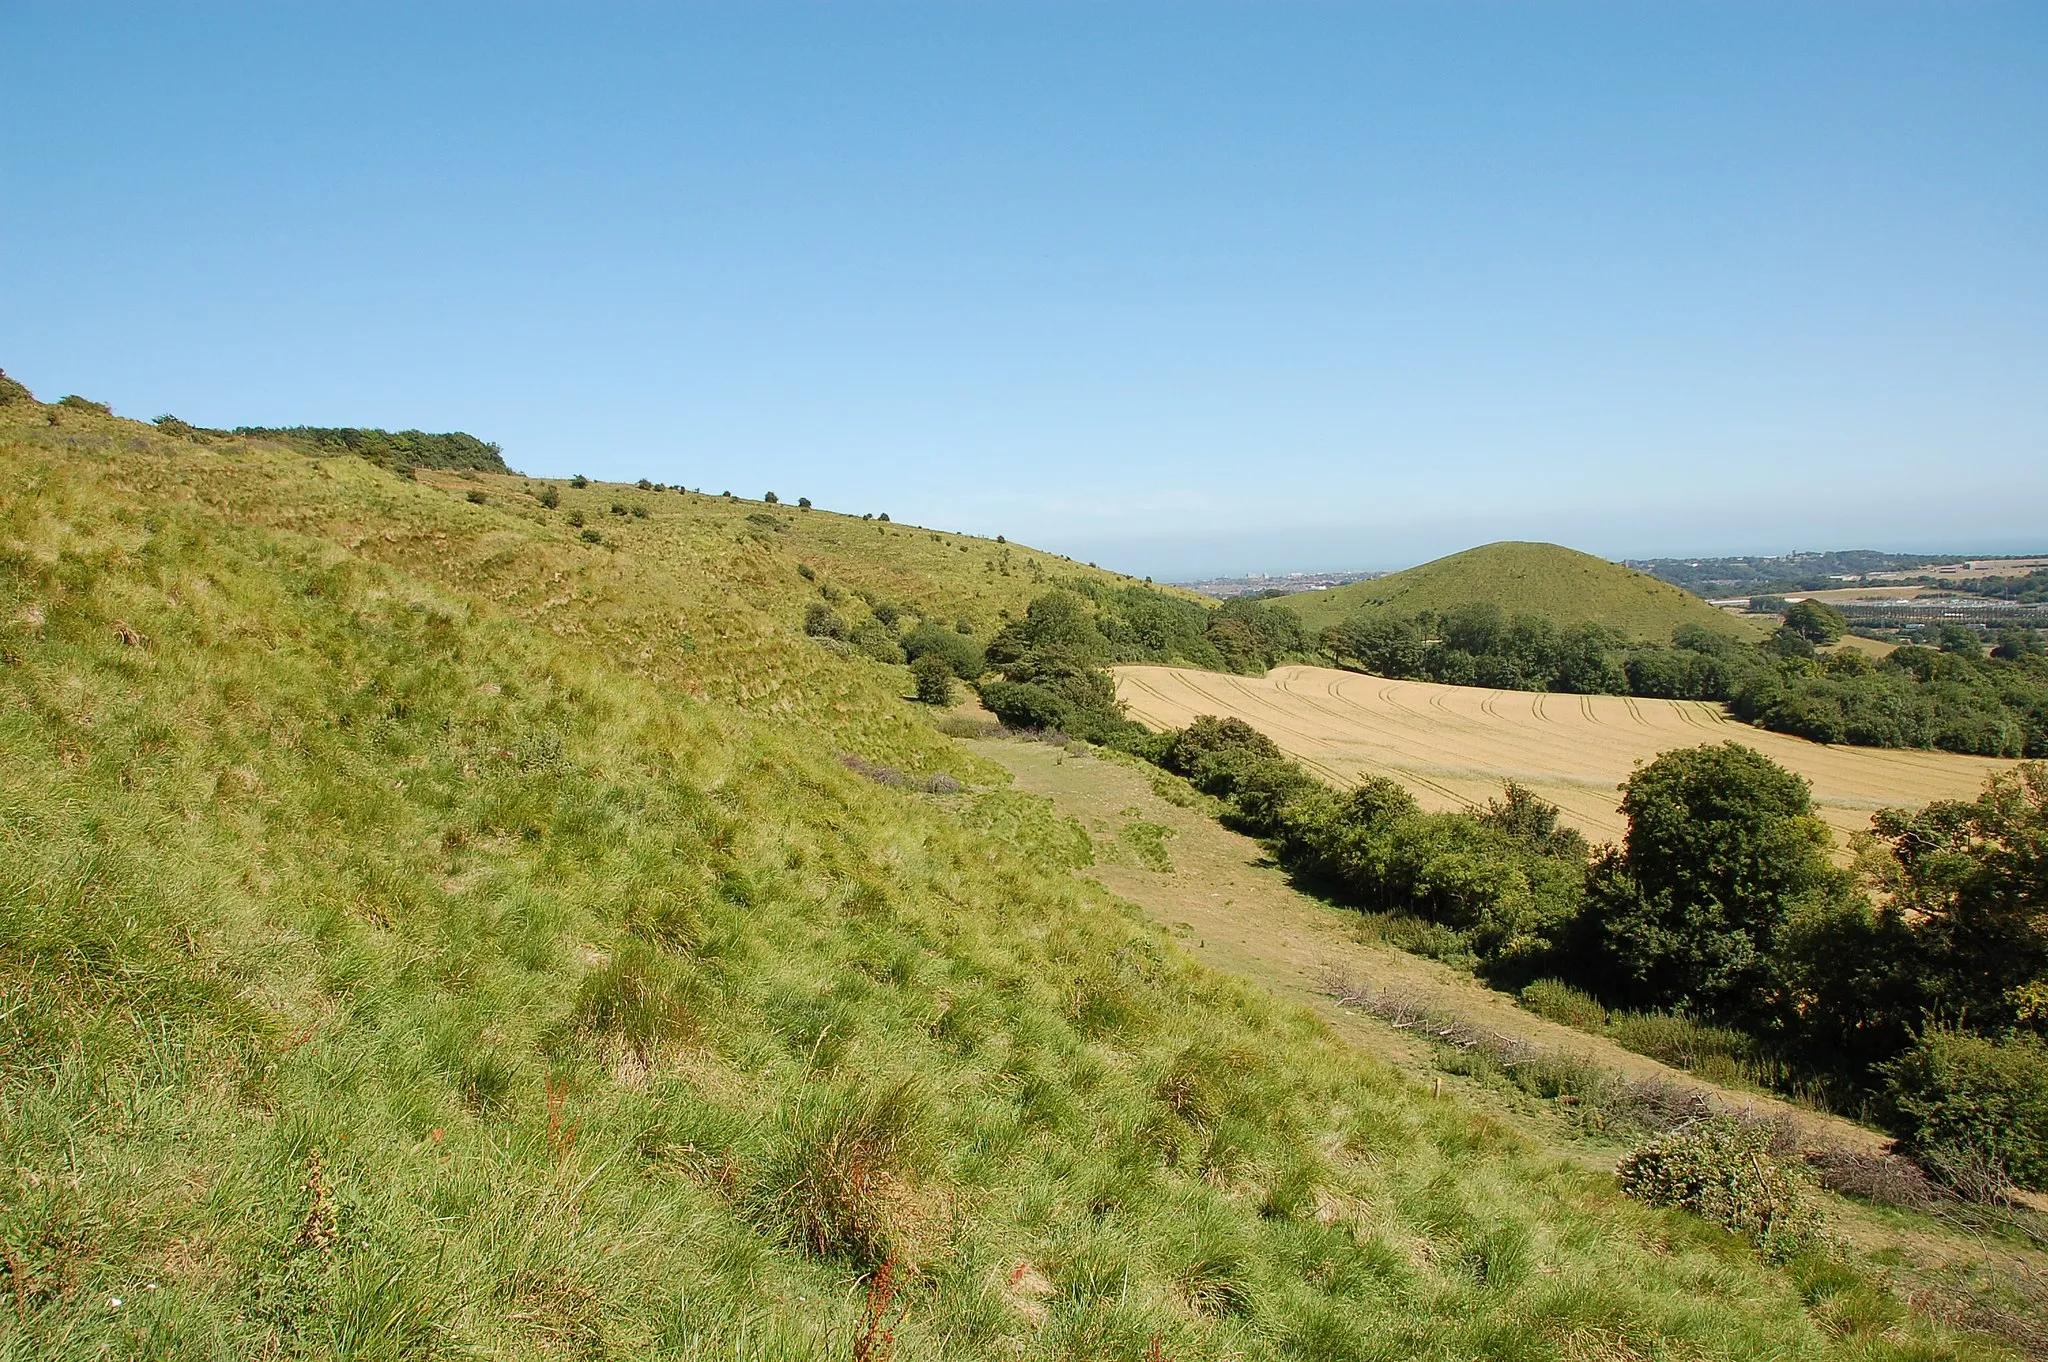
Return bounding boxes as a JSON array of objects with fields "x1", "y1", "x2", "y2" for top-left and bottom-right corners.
[{"x1": 5, "y1": 4, "x2": 2043, "y2": 579}]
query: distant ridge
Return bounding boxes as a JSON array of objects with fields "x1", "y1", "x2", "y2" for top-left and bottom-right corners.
[{"x1": 1275, "y1": 540, "x2": 1759, "y2": 641}]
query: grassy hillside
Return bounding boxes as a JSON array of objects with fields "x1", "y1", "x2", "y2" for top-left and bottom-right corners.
[
  {"x1": 1279, "y1": 541, "x2": 1760, "y2": 640},
  {"x1": 0, "y1": 394, "x2": 2012, "y2": 1358}
]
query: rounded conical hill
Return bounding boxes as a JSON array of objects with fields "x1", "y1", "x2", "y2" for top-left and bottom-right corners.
[{"x1": 1277, "y1": 541, "x2": 1759, "y2": 641}]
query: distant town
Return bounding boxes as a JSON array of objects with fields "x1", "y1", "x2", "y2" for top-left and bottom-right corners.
[{"x1": 1177, "y1": 570, "x2": 1385, "y2": 599}]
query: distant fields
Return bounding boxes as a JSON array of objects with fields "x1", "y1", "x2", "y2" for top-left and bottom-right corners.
[{"x1": 1116, "y1": 663, "x2": 2015, "y2": 844}]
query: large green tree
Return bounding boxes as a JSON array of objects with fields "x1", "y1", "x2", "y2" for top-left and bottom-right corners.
[
  {"x1": 1868, "y1": 762, "x2": 2048, "y2": 1032},
  {"x1": 1781, "y1": 599, "x2": 1846, "y2": 644},
  {"x1": 1584, "y1": 742, "x2": 1842, "y2": 1021}
]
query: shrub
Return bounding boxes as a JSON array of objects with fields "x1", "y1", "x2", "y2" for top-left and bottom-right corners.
[
  {"x1": 764, "y1": 491, "x2": 778, "y2": 504},
  {"x1": 569, "y1": 473, "x2": 589, "y2": 488},
  {"x1": 1883, "y1": 1029, "x2": 2048, "y2": 1193},
  {"x1": 58, "y1": 394, "x2": 112, "y2": 415},
  {"x1": 636, "y1": 477, "x2": 652, "y2": 490},
  {"x1": 0, "y1": 368, "x2": 34, "y2": 404},
  {"x1": 1162, "y1": 716, "x2": 1283, "y2": 792},
  {"x1": 978, "y1": 680, "x2": 1070, "y2": 732},
  {"x1": 567, "y1": 510, "x2": 586, "y2": 527},
  {"x1": 630, "y1": 504, "x2": 648, "y2": 518},
  {"x1": 797, "y1": 496, "x2": 811, "y2": 509},
  {"x1": 797, "y1": 563, "x2": 816, "y2": 581},
  {"x1": 580, "y1": 528, "x2": 602, "y2": 545},
  {"x1": 610, "y1": 502, "x2": 627, "y2": 517},
  {"x1": 851, "y1": 620, "x2": 906, "y2": 665},
  {"x1": 903, "y1": 621, "x2": 984, "y2": 680},
  {"x1": 804, "y1": 602, "x2": 850, "y2": 641},
  {"x1": 535, "y1": 486, "x2": 560, "y2": 509},
  {"x1": 1520, "y1": 979, "x2": 1607, "y2": 1032},
  {"x1": 1615, "y1": 1118, "x2": 1827, "y2": 1259},
  {"x1": 911, "y1": 654, "x2": 955, "y2": 706},
  {"x1": 465, "y1": 489, "x2": 487, "y2": 505}
]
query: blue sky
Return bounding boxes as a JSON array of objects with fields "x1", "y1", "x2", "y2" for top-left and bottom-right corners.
[{"x1": 4, "y1": 4, "x2": 2044, "y2": 579}]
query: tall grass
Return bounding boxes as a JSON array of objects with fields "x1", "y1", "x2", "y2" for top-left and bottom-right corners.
[{"x1": 1518, "y1": 979, "x2": 1849, "y2": 1109}]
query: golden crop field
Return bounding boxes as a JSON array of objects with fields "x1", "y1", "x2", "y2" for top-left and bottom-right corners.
[{"x1": 1116, "y1": 663, "x2": 2018, "y2": 845}]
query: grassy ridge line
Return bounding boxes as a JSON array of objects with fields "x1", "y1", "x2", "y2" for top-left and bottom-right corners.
[
  {"x1": 5, "y1": 413, "x2": 973, "y2": 774},
  {"x1": 1279, "y1": 541, "x2": 1763, "y2": 640},
  {"x1": 11, "y1": 402, "x2": 1197, "y2": 766},
  {"x1": 0, "y1": 408, "x2": 2008, "y2": 1356}
]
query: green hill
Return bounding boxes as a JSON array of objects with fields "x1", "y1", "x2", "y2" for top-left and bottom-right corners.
[
  {"x1": 0, "y1": 386, "x2": 2004, "y2": 1358},
  {"x1": 1278, "y1": 541, "x2": 1762, "y2": 641}
]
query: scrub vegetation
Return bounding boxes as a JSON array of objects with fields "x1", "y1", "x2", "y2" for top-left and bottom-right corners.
[{"x1": 1125, "y1": 704, "x2": 2048, "y2": 1200}]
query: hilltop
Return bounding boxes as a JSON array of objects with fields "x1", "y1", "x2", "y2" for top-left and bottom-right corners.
[
  {"x1": 1277, "y1": 540, "x2": 1762, "y2": 640},
  {"x1": 0, "y1": 381, "x2": 2024, "y2": 1359}
]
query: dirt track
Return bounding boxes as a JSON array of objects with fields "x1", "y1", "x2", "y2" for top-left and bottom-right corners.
[{"x1": 1116, "y1": 663, "x2": 2017, "y2": 844}]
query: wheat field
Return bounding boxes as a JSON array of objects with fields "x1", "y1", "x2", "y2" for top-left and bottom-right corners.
[{"x1": 1116, "y1": 663, "x2": 2017, "y2": 844}]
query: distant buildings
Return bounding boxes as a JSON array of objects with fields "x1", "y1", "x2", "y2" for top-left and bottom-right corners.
[{"x1": 1178, "y1": 570, "x2": 1385, "y2": 600}]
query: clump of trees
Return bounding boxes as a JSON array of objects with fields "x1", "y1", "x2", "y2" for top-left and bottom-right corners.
[
  {"x1": 1323, "y1": 604, "x2": 1748, "y2": 700},
  {"x1": 235, "y1": 426, "x2": 510, "y2": 474},
  {"x1": 1133, "y1": 716, "x2": 2048, "y2": 1194},
  {"x1": 977, "y1": 594, "x2": 1135, "y2": 742},
  {"x1": 1731, "y1": 639, "x2": 2048, "y2": 756},
  {"x1": 787, "y1": 581, "x2": 1303, "y2": 739},
  {"x1": 968, "y1": 586, "x2": 1308, "y2": 740},
  {"x1": 1160, "y1": 717, "x2": 1591, "y2": 971},
  {"x1": 1781, "y1": 599, "x2": 1846, "y2": 644},
  {"x1": 1321, "y1": 600, "x2": 2048, "y2": 757},
  {"x1": 1038, "y1": 581, "x2": 1307, "y2": 676}
]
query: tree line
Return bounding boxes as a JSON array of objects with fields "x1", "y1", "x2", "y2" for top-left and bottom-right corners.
[
  {"x1": 231, "y1": 425, "x2": 511, "y2": 474},
  {"x1": 967, "y1": 585, "x2": 1309, "y2": 737},
  {"x1": 1322, "y1": 600, "x2": 2048, "y2": 758}
]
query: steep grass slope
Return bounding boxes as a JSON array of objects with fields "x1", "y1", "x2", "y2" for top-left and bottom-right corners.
[
  {"x1": 1279, "y1": 541, "x2": 1760, "y2": 640},
  {"x1": 0, "y1": 399, "x2": 2006, "y2": 1358}
]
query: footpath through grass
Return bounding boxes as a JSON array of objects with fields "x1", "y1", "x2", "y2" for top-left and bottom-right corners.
[{"x1": 0, "y1": 405, "x2": 2023, "y2": 1358}]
